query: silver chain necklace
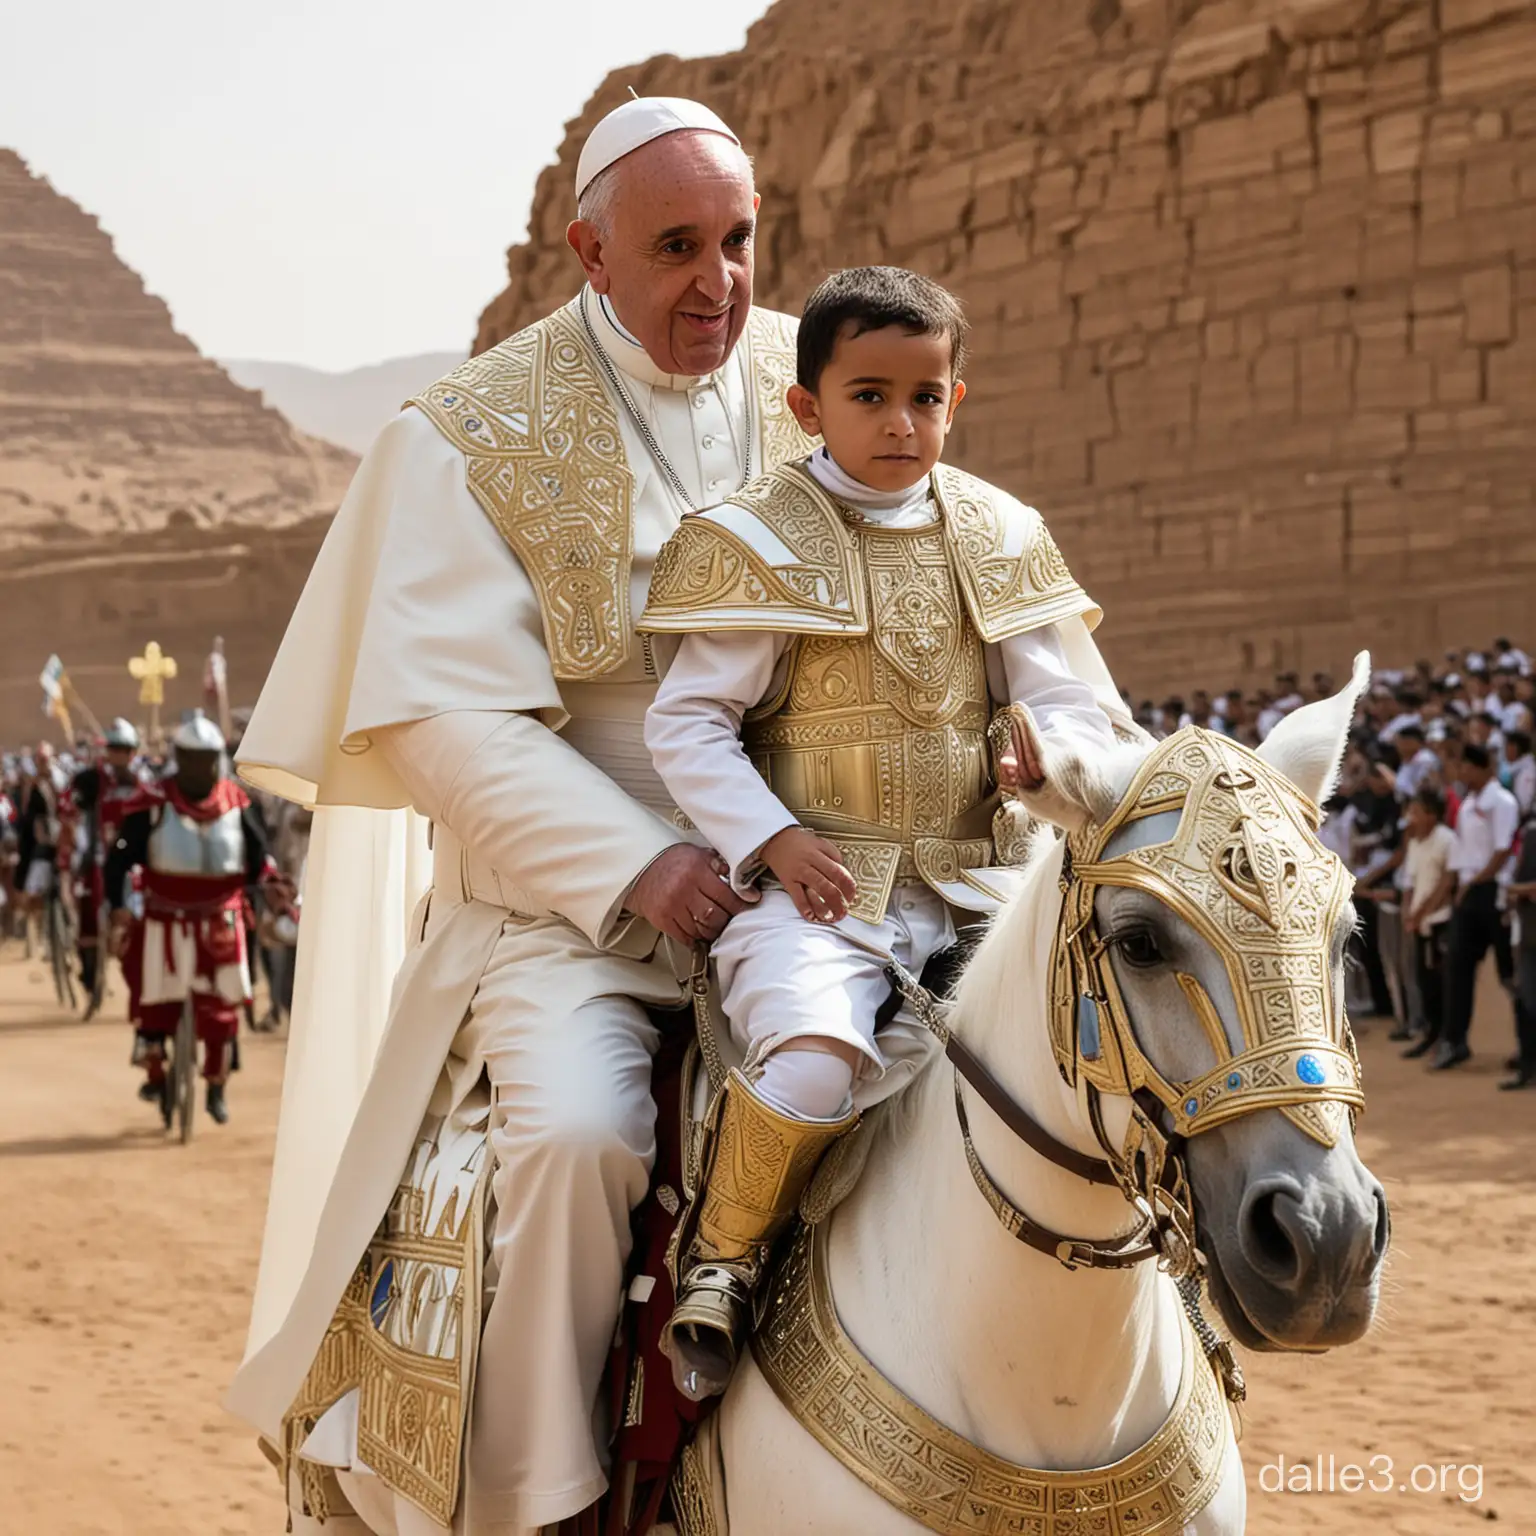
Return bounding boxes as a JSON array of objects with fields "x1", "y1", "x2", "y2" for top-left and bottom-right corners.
[{"x1": 579, "y1": 290, "x2": 752, "y2": 513}]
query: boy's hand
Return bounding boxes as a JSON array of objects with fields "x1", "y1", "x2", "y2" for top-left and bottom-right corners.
[
  {"x1": 994, "y1": 711, "x2": 1046, "y2": 793},
  {"x1": 761, "y1": 826, "x2": 858, "y2": 923}
]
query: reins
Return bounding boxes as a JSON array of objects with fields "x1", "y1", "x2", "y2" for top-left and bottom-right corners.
[{"x1": 884, "y1": 956, "x2": 1161, "y2": 1272}]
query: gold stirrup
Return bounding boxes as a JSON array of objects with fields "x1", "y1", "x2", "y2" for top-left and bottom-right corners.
[{"x1": 664, "y1": 1068, "x2": 857, "y2": 1402}]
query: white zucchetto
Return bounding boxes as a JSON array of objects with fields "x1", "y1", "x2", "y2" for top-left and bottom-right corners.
[{"x1": 575, "y1": 96, "x2": 740, "y2": 200}]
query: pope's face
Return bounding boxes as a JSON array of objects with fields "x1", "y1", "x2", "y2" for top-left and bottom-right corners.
[{"x1": 568, "y1": 132, "x2": 758, "y2": 377}]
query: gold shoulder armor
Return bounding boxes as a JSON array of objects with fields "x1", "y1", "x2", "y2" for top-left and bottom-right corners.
[
  {"x1": 641, "y1": 464, "x2": 866, "y2": 636},
  {"x1": 934, "y1": 465, "x2": 1102, "y2": 641},
  {"x1": 409, "y1": 300, "x2": 635, "y2": 682}
]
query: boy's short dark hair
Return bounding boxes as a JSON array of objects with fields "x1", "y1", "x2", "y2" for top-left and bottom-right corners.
[
  {"x1": 1413, "y1": 786, "x2": 1446, "y2": 821},
  {"x1": 1462, "y1": 742, "x2": 1492, "y2": 770},
  {"x1": 797, "y1": 266, "x2": 969, "y2": 389}
]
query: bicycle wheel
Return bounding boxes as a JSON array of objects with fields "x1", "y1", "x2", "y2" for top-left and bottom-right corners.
[
  {"x1": 48, "y1": 895, "x2": 77, "y2": 1013},
  {"x1": 174, "y1": 997, "x2": 197, "y2": 1145}
]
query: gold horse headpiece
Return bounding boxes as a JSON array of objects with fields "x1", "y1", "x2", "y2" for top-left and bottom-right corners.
[{"x1": 1050, "y1": 728, "x2": 1363, "y2": 1149}]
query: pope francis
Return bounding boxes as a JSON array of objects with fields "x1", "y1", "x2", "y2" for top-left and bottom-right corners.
[{"x1": 227, "y1": 98, "x2": 814, "y2": 1535}]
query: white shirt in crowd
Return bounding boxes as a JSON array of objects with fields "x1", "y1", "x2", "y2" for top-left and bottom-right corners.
[
  {"x1": 1395, "y1": 746, "x2": 1440, "y2": 799},
  {"x1": 1451, "y1": 779, "x2": 1520, "y2": 886},
  {"x1": 1319, "y1": 804, "x2": 1356, "y2": 868},
  {"x1": 1404, "y1": 823, "x2": 1457, "y2": 929},
  {"x1": 1509, "y1": 752, "x2": 1536, "y2": 816}
]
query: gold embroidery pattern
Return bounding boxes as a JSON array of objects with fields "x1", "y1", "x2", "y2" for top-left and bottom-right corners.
[
  {"x1": 412, "y1": 301, "x2": 633, "y2": 681},
  {"x1": 1053, "y1": 730, "x2": 1363, "y2": 1147},
  {"x1": 728, "y1": 468, "x2": 856, "y2": 609},
  {"x1": 671, "y1": 1434, "x2": 723, "y2": 1536},
  {"x1": 863, "y1": 524, "x2": 965, "y2": 695},
  {"x1": 282, "y1": 1112, "x2": 491, "y2": 1528},
  {"x1": 412, "y1": 305, "x2": 808, "y2": 680},
  {"x1": 748, "y1": 308, "x2": 819, "y2": 473},
  {"x1": 934, "y1": 464, "x2": 1098, "y2": 641},
  {"x1": 755, "y1": 1223, "x2": 1228, "y2": 1536},
  {"x1": 647, "y1": 514, "x2": 848, "y2": 626}
]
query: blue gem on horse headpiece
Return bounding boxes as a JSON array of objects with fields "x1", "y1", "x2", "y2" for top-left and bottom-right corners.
[
  {"x1": 1185, "y1": 1097, "x2": 1200, "y2": 1117},
  {"x1": 1226, "y1": 1071, "x2": 1242, "y2": 1090},
  {"x1": 1077, "y1": 994, "x2": 1102, "y2": 1060},
  {"x1": 1295, "y1": 1053, "x2": 1326, "y2": 1086}
]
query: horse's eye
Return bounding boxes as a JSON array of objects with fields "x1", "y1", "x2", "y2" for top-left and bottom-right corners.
[{"x1": 1115, "y1": 928, "x2": 1165, "y2": 969}]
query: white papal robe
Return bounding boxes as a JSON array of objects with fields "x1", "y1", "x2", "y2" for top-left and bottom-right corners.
[{"x1": 227, "y1": 290, "x2": 810, "y2": 1534}]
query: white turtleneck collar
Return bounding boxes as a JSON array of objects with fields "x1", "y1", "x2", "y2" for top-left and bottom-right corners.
[
  {"x1": 586, "y1": 286, "x2": 718, "y2": 393},
  {"x1": 806, "y1": 446, "x2": 936, "y2": 523}
]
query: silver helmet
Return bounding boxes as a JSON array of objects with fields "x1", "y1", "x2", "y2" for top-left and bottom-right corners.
[
  {"x1": 104, "y1": 717, "x2": 140, "y2": 751},
  {"x1": 171, "y1": 709, "x2": 226, "y2": 754}
]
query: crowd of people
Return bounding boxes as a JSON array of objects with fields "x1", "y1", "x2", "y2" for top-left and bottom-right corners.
[
  {"x1": 1132, "y1": 638, "x2": 1536, "y2": 1091},
  {"x1": 0, "y1": 713, "x2": 307, "y2": 1125},
  {"x1": 1, "y1": 635, "x2": 1530, "y2": 1123}
]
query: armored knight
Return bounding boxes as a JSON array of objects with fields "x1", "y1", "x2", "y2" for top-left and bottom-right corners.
[
  {"x1": 641, "y1": 266, "x2": 1134, "y2": 1398},
  {"x1": 107, "y1": 711, "x2": 276, "y2": 1124}
]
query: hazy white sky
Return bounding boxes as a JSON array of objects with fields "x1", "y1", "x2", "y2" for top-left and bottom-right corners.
[{"x1": 1, "y1": 0, "x2": 769, "y2": 370}]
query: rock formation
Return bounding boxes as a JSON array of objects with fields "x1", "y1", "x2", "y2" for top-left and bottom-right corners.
[
  {"x1": 478, "y1": 0, "x2": 1536, "y2": 696},
  {"x1": 0, "y1": 150, "x2": 358, "y2": 739},
  {"x1": 0, "y1": 150, "x2": 354, "y2": 554}
]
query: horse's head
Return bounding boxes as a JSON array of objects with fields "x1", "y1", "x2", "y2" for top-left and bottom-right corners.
[{"x1": 1012, "y1": 656, "x2": 1388, "y2": 1352}]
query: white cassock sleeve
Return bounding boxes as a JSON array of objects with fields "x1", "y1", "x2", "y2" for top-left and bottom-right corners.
[
  {"x1": 645, "y1": 631, "x2": 801, "y2": 890},
  {"x1": 378, "y1": 710, "x2": 682, "y2": 948}
]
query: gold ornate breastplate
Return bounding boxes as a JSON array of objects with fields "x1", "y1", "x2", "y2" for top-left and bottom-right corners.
[{"x1": 743, "y1": 518, "x2": 995, "y2": 921}]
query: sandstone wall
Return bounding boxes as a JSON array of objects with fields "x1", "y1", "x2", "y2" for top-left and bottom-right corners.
[
  {"x1": 0, "y1": 150, "x2": 355, "y2": 553},
  {"x1": 478, "y1": 0, "x2": 1536, "y2": 698}
]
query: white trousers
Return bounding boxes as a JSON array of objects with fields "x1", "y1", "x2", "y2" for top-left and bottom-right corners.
[
  {"x1": 710, "y1": 886, "x2": 953, "y2": 1109},
  {"x1": 449, "y1": 913, "x2": 686, "y2": 1533}
]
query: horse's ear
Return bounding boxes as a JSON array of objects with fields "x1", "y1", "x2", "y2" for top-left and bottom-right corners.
[
  {"x1": 1008, "y1": 704, "x2": 1127, "y2": 835},
  {"x1": 1256, "y1": 651, "x2": 1370, "y2": 806}
]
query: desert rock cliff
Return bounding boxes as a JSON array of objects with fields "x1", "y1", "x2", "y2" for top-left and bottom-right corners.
[
  {"x1": 479, "y1": 0, "x2": 1536, "y2": 695},
  {"x1": 0, "y1": 150, "x2": 354, "y2": 554}
]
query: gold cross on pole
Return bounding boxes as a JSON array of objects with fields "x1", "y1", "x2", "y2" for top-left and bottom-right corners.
[{"x1": 128, "y1": 641, "x2": 178, "y2": 747}]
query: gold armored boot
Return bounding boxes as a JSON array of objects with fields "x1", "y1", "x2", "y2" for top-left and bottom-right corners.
[{"x1": 665, "y1": 1068, "x2": 857, "y2": 1401}]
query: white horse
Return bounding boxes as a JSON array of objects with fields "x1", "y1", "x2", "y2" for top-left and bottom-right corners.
[
  {"x1": 326, "y1": 669, "x2": 1387, "y2": 1536},
  {"x1": 705, "y1": 668, "x2": 1388, "y2": 1534}
]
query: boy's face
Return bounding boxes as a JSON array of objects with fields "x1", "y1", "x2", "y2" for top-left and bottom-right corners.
[
  {"x1": 1405, "y1": 801, "x2": 1432, "y2": 838},
  {"x1": 787, "y1": 324, "x2": 964, "y2": 492}
]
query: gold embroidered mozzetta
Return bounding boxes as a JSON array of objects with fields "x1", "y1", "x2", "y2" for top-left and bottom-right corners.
[
  {"x1": 752, "y1": 1221, "x2": 1228, "y2": 1536},
  {"x1": 1051, "y1": 728, "x2": 1364, "y2": 1148},
  {"x1": 641, "y1": 461, "x2": 1099, "y2": 921},
  {"x1": 410, "y1": 301, "x2": 812, "y2": 682}
]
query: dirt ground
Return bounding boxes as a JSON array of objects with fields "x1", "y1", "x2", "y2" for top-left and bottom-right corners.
[{"x1": 0, "y1": 950, "x2": 1531, "y2": 1535}]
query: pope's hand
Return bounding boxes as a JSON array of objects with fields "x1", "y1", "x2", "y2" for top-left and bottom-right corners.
[
  {"x1": 626, "y1": 845, "x2": 755, "y2": 945},
  {"x1": 761, "y1": 826, "x2": 858, "y2": 924}
]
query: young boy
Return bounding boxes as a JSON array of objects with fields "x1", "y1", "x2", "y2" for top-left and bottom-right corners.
[{"x1": 640, "y1": 266, "x2": 1127, "y2": 1398}]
